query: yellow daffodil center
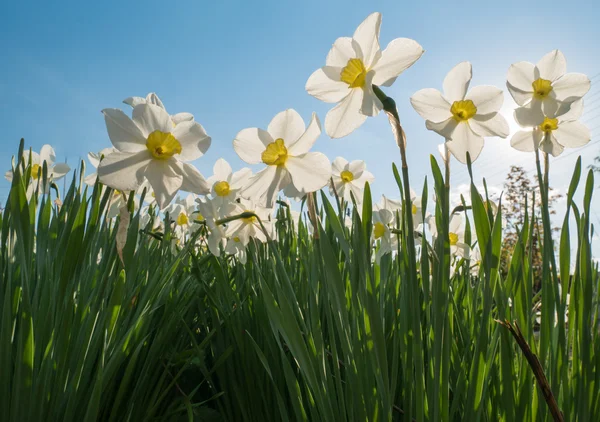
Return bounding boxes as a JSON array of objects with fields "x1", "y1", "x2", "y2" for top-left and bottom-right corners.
[
  {"x1": 177, "y1": 212, "x2": 189, "y2": 225},
  {"x1": 146, "y1": 130, "x2": 182, "y2": 160},
  {"x1": 31, "y1": 164, "x2": 41, "y2": 179},
  {"x1": 340, "y1": 170, "x2": 354, "y2": 183},
  {"x1": 539, "y1": 117, "x2": 559, "y2": 133},
  {"x1": 340, "y1": 58, "x2": 368, "y2": 88},
  {"x1": 373, "y1": 222, "x2": 386, "y2": 239},
  {"x1": 261, "y1": 138, "x2": 288, "y2": 166},
  {"x1": 451, "y1": 100, "x2": 477, "y2": 122},
  {"x1": 532, "y1": 78, "x2": 553, "y2": 100},
  {"x1": 412, "y1": 204, "x2": 417, "y2": 214},
  {"x1": 233, "y1": 236, "x2": 241, "y2": 242},
  {"x1": 449, "y1": 232, "x2": 459, "y2": 246},
  {"x1": 194, "y1": 212, "x2": 204, "y2": 222},
  {"x1": 214, "y1": 181, "x2": 231, "y2": 197}
]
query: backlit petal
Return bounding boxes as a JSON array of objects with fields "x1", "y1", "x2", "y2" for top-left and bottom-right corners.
[
  {"x1": 286, "y1": 152, "x2": 331, "y2": 192},
  {"x1": 446, "y1": 123, "x2": 484, "y2": 163},
  {"x1": 511, "y1": 130, "x2": 541, "y2": 152},
  {"x1": 410, "y1": 88, "x2": 452, "y2": 122},
  {"x1": 443, "y1": 62, "x2": 472, "y2": 102},
  {"x1": 233, "y1": 128, "x2": 274, "y2": 164},
  {"x1": 470, "y1": 113, "x2": 509, "y2": 138},
  {"x1": 372, "y1": 38, "x2": 424, "y2": 86},
  {"x1": 172, "y1": 120, "x2": 211, "y2": 161},
  {"x1": 426, "y1": 118, "x2": 458, "y2": 139},
  {"x1": 145, "y1": 159, "x2": 183, "y2": 209},
  {"x1": 553, "y1": 121, "x2": 590, "y2": 148},
  {"x1": 352, "y1": 12, "x2": 381, "y2": 68},
  {"x1": 132, "y1": 103, "x2": 172, "y2": 137},
  {"x1": 97, "y1": 150, "x2": 151, "y2": 192},
  {"x1": 552, "y1": 73, "x2": 591, "y2": 103},
  {"x1": 536, "y1": 50, "x2": 566, "y2": 82},
  {"x1": 305, "y1": 67, "x2": 350, "y2": 103},
  {"x1": 466, "y1": 85, "x2": 504, "y2": 115},
  {"x1": 506, "y1": 61, "x2": 535, "y2": 93},
  {"x1": 102, "y1": 108, "x2": 147, "y2": 153},
  {"x1": 324, "y1": 89, "x2": 367, "y2": 138},
  {"x1": 179, "y1": 162, "x2": 210, "y2": 195},
  {"x1": 268, "y1": 109, "x2": 306, "y2": 145},
  {"x1": 287, "y1": 112, "x2": 322, "y2": 156},
  {"x1": 326, "y1": 37, "x2": 359, "y2": 67}
]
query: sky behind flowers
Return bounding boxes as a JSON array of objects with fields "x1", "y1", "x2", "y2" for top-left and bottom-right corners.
[{"x1": 1, "y1": 0, "x2": 599, "y2": 226}]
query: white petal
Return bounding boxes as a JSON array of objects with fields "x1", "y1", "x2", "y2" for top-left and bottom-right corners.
[
  {"x1": 446, "y1": 123, "x2": 484, "y2": 163},
  {"x1": 213, "y1": 158, "x2": 233, "y2": 181},
  {"x1": 145, "y1": 159, "x2": 184, "y2": 209},
  {"x1": 426, "y1": 118, "x2": 458, "y2": 139},
  {"x1": 172, "y1": 120, "x2": 211, "y2": 161},
  {"x1": 466, "y1": 85, "x2": 504, "y2": 115},
  {"x1": 348, "y1": 160, "x2": 366, "y2": 178},
  {"x1": 145, "y1": 93, "x2": 165, "y2": 109},
  {"x1": 361, "y1": 77, "x2": 383, "y2": 116},
  {"x1": 506, "y1": 61, "x2": 535, "y2": 93},
  {"x1": 286, "y1": 152, "x2": 331, "y2": 192},
  {"x1": 179, "y1": 162, "x2": 210, "y2": 195},
  {"x1": 536, "y1": 50, "x2": 566, "y2": 82},
  {"x1": 514, "y1": 102, "x2": 544, "y2": 127},
  {"x1": 410, "y1": 88, "x2": 452, "y2": 122},
  {"x1": 553, "y1": 121, "x2": 590, "y2": 148},
  {"x1": 305, "y1": 67, "x2": 350, "y2": 103},
  {"x1": 87, "y1": 152, "x2": 100, "y2": 168},
  {"x1": 268, "y1": 109, "x2": 306, "y2": 144},
  {"x1": 540, "y1": 134, "x2": 564, "y2": 157},
  {"x1": 39, "y1": 145, "x2": 56, "y2": 165},
  {"x1": 510, "y1": 130, "x2": 541, "y2": 152},
  {"x1": 51, "y1": 163, "x2": 71, "y2": 179},
  {"x1": 97, "y1": 150, "x2": 151, "y2": 191},
  {"x1": 507, "y1": 83, "x2": 534, "y2": 107},
  {"x1": 230, "y1": 167, "x2": 253, "y2": 189},
  {"x1": 171, "y1": 112, "x2": 194, "y2": 125},
  {"x1": 353, "y1": 169, "x2": 374, "y2": 185},
  {"x1": 123, "y1": 96, "x2": 145, "y2": 107},
  {"x1": 372, "y1": 38, "x2": 424, "y2": 87},
  {"x1": 557, "y1": 98, "x2": 584, "y2": 122},
  {"x1": 449, "y1": 214, "x2": 463, "y2": 233},
  {"x1": 241, "y1": 166, "x2": 290, "y2": 208},
  {"x1": 233, "y1": 128, "x2": 273, "y2": 164},
  {"x1": 324, "y1": 89, "x2": 367, "y2": 138},
  {"x1": 132, "y1": 103, "x2": 172, "y2": 137},
  {"x1": 443, "y1": 62, "x2": 472, "y2": 102},
  {"x1": 541, "y1": 98, "x2": 560, "y2": 117},
  {"x1": 102, "y1": 109, "x2": 147, "y2": 153},
  {"x1": 287, "y1": 113, "x2": 321, "y2": 156},
  {"x1": 332, "y1": 157, "x2": 348, "y2": 173},
  {"x1": 84, "y1": 173, "x2": 98, "y2": 186},
  {"x1": 326, "y1": 37, "x2": 358, "y2": 67},
  {"x1": 552, "y1": 73, "x2": 591, "y2": 103},
  {"x1": 352, "y1": 12, "x2": 381, "y2": 68},
  {"x1": 470, "y1": 113, "x2": 509, "y2": 138}
]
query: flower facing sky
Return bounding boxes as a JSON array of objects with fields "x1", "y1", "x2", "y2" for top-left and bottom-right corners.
[
  {"x1": 305, "y1": 12, "x2": 424, "y2": 138},
  {"x1": 329, "y1": 157, "x2": 374, "y2": 204},
  {"x1": 410, "y1": 62, "x2": 509, "y2": 163},
  {"x1": 511, "y1": 99, "x2": 590, "y2": 157},
  {"x1": 233, "y1": 109, "x2": 331, "y2": 207},
  {"x1": 506, "y1": 50, "x2": 590, "y2": 117},
  {"x1": 206, "y1": 158, "x2": 251, "y2": 208},
  {"x1": 123, "y1": 92, "x2": 194, "y2": 127},
  {"x1": 97, "y1": 102, "x2": 211, "y2": 209}
]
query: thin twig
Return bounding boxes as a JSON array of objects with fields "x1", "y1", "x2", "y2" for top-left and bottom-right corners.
[{"x1": 496, "y1": 319, "x2": 564, "y2": 422}]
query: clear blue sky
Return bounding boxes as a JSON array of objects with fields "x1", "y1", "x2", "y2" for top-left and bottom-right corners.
[{"x1": 1, "y1": 0, "x2": 599, "y2": 223}]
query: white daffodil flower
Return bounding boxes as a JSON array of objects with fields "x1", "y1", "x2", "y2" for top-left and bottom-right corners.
[
  {"x1": 5, "y1": 145, "x2": 71, "y2": 192},
  {"x1": 374, "y1": 194, "x2": 402, "y2": 214},
  {"x1": 506, "y1": 50, "x2": 590, "y2": 116},
  {"x1": 306, "y1": 12, "x2": 423, "y2": 138},
  {"x1": 511, "y1": 99, "x2": 590, "y2": 157},
  {"x1": 196, "y1": 196, "x2": 230, "y2": 256},
  {"x1": 428, "y1": 213, "x2": 470, "y2": 258},
  {"x1": 207, "y1": 158, "x2": 252, "y2": 208},
  {"x1": 98, "y1": 102, "x2": 211, "y2": 209},
  {"x1": 225, "y1": 236, "x2": 248, "y2": 264},
  {"x1": 372, "y1": 209, "x2": 397, "y2": 263},
  {"x1": 123, "y1": 92, "x2": 194, "y2": 127},
  {"x1": 330, "y1": 157, "x2": 374, "y2": 204},
  {"x1": 165, "y1": 194, "x2": 201, "y2": 239},
  {"x1": 84, "y1": 147, "x2": 116, "y2": 186},
  {"x1": 410, "y1": 62, "x2": 509, "y2": 163},
  {"x1": 233, "y1": 109, "x2": 331, "y2": 207},
  {"x1": 224, "y1": 199, "x2": 274, "y2": 245}
]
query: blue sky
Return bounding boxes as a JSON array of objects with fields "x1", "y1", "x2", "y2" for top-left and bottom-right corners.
[{"x1": 1, "y1": 0, "x2": 599, "y2": 226}]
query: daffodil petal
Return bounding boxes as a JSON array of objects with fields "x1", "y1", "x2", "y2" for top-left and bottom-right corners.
[
  {"x1": 305, "y1": 66, "x2": 350, "y2": 103},
  {"x1": 268, "y1": 109, "x2": 306, "y2": 145},
  {"x1": 98, "y1": 150, "x2": 151, "y2": 192},
  {"x1": 286, "y1": 153, "x2": 331, "y2": 193},
  {"x1": 352, "y1": 12, "x2": 381, "y2": 68},
  {"x1": 241, "y1": 166, "x2": 290, "y2": 208},
  {"x1": 514, "y1": 102, "x2": 544, "y2": 127},
  {"x1": 361, "y1": 76, "x2": 383, "y2": 117},
  {"x1": 446, "y1": 123, "x2": 484, "y2": 163},
  {"x1": 506, "y1": 61, "x2": 535, "y2": 94},
  {"x1": 426, "y1": 118, "x2": 458, "y2": 139},
  {"x1": 324, "y1": 88, "x2": 367, "y2": 138},
  {"x1": 179, "y1": 162, "x2": 210, "y2": 195},
  {"x1": 102, "y1": 108, "x2": 147, "y2": 153},
  {"x1": 443, "y1": 62, "x2": 472, "y2": 102},
  {"x1": 466, "y1": 85, "x2": 504, "y2": 115},
  {"x1": 410, "y1": 88, "x2": 452, "y2": 122},
  {"x1": 510, "y1": 130, "x2": 541, "y2": 152},
  {"x1": 536, "y1": 50, "x2": 566, "y2": 82},
  {"x1": 470, "y1": 113, "x2": 509, "y2": 138},
  {"x1": 552, "y1": 73, "x2": 591, "y2": 103},
  {"x1": 326, "y1": 37, "x2": 359, "y2": 67},
  {"x1": 372, "y1": 37, "x2": 424, "y2": 87},
  {"x1": 132, "y1": 103, "x2": 172, "y2": 137},
  {"x1": 233, "y1": 128, "x2": 274, "y2": 164},
  {"x1": 145, "y1": 159, "x2": 183, "y2": 209},
  {"x1": 213, "y1": 158, "x2": 233, "y2": 181},
  {"x1": 553, "y1": 121, "x2": 590, "y2": 148},
  {"x1": 287, "y1": 112, "x2": 321, "y2": 156}
]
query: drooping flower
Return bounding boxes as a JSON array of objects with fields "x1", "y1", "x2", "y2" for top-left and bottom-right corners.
[
  {"x1": 305, "y1": 12, "x2": 424, "y2": 138},
  {"x1": 123, "y1": 92, "x2": 194, "y2": 127},
  {"x1": 97, "y1": 101, "x2": 211, "y2": 209},
  {"x1": 506, "y1": 50, "x2": 590, "y2": 116},
  {"x1": 410, "y1": 62, "x2": 509, "y2": 163},
  {"x1": 5, "y1": 144, "x2": 71, "y2": 190},
  {"x1": 233, "y1": 109, "x2": 331, "y2": 207},
  {"x1": 206, "y1": 158, "x2": 251, "y2": 208},
  {"x1": 511, "y1": 99, "x2": 590, "y2": 157},
  {"x1": 330, "y1": 157, "x2": 374, "y2": 204}
]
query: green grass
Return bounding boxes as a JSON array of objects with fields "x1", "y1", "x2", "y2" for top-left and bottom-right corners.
[{"x1": 1, "y1": 138, "x2": 599, "y2": 421}]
